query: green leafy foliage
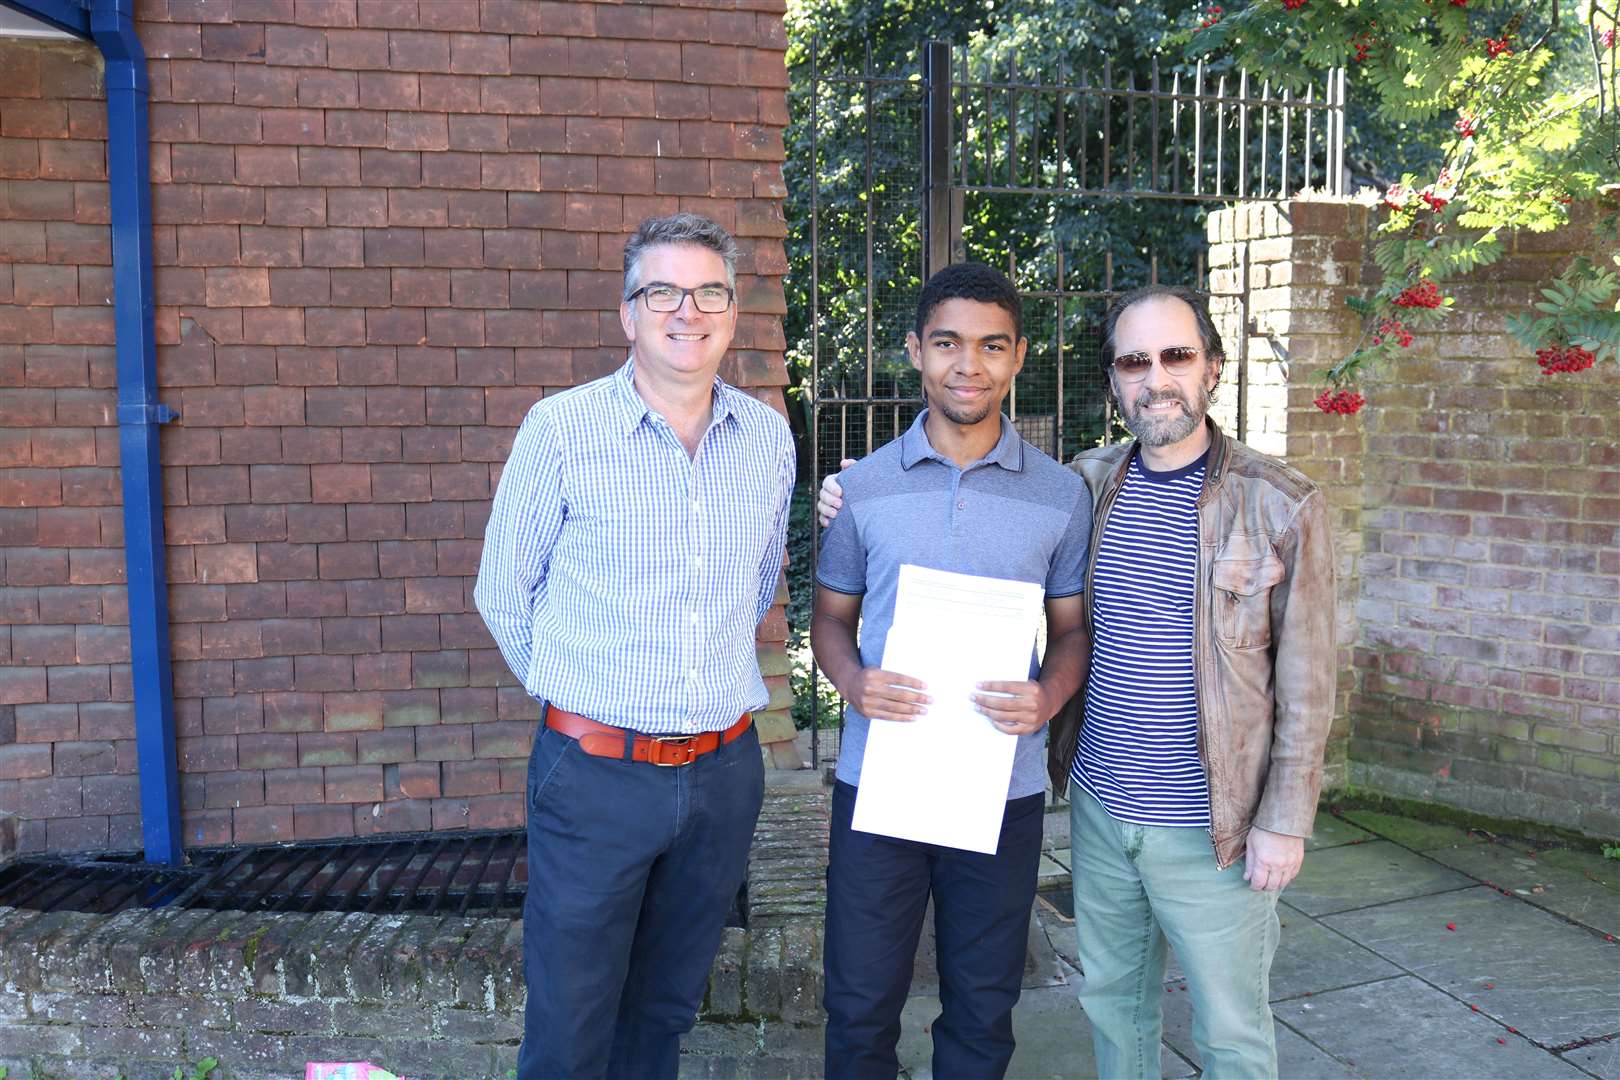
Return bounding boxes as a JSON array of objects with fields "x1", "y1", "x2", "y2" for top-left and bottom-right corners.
[
  {"x1": 1508, "y1": 255, "x2": 1620, "y2": 363},
  {"x1": 1196, "y1": 0, "x2": 1619, "y2": 396},
  {"x1": 172, "y1": 1059, "x2": 218, "y2": 1080}
]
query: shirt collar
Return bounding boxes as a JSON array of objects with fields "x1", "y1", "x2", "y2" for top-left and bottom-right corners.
[
  {"x1": 612, "y1": 355, "x2": 737, "y2": 437},
  {"x1": 899, "y1": 408, "x2": 1025, "y2": 472}
]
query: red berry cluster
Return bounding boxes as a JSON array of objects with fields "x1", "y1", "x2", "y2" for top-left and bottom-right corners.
[
  {"x1": 1421, "y1": 188, "x2": 1450, "y2": 211},
  {"x1": 1196, "y1": 5, "x2": 1223, "y2": 29},
  {"x1": 1603, "y1": 28, "x2": 1617, "y2": 49},
  {"x1": 1351, "y1": 32, "x2": 1374, "y2": 61},
  {"x1": 1394, "y1": 281, "x2": 1444, "y2": 309},
  {"x1": 1484, "y1": 35, "x2": 1512, "y2": 58},
  {"x1": 1536, "y1": 345, "x2": 1596, "y2": 374},
  {"x1": 1382, "y1": 184, "x2": 1410, "y2": 210},
  {"x1": 1314, "y1": 389, "x2": 1366, "y2": 415},
  {"x1": 1452, "y1": 112, "x2": 1477, "y2": 139},
  {"x1": 1282, "y1": 0, "x2": 1307, "y2": 8},
  {"x1": 1450, "y1": 0, "x2": 1467, "y2": 6},
  {"x1": 1372, "y1": 318, "x2": 1414, "y2": 348}
]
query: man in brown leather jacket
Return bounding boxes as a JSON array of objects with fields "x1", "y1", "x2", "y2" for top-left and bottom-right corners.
[
  {"x1": 1048, "y1": 284, "x2": 1335, "y2": 1078},
  {"x1": 819, "y1": 283, "x2": 1336, "y2": 1079}
]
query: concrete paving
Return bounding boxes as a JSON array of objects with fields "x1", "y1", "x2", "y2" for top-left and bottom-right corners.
[{"x1": 684, "y1": 782, "x2": 1620, "y2": 1079}]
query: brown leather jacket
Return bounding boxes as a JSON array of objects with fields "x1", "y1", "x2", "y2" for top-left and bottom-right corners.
[{"x1": 1047, "y1": 419, "x2": 1337, "y2": 869}]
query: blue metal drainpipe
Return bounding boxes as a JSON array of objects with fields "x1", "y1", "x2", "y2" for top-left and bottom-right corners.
[
  {"x1": 7, "y1": 0, "x2": 184, "y2": 863},
  {"x1": 93, "y1": 0, "x2": 183, "y2": 865}
]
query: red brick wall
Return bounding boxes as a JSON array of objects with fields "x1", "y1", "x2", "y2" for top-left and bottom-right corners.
[
  {"x1": 0, "y1": 0, "x2": 791, "y2": 854},
  {"x1": 1210, "y1": 198, "x2": 1620, "y2": 840}
]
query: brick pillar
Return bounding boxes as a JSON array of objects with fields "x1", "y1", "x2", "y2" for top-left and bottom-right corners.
[{"x1": 1206, "y1": 199, "x2": 1371, "y2": 789}]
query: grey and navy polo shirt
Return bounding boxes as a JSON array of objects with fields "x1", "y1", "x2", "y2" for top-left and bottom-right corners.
[{"x1": 815, "y1": 410, "x2": 1092, "y2": 799}]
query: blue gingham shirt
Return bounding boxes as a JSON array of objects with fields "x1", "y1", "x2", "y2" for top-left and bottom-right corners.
[{"x1": 475, "y1": 357, "x2": 795, "y2": 734}]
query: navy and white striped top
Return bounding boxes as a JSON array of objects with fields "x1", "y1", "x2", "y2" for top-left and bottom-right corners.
[
  {"x1": 474, "y1": 358, "x2": 795, "y2": 735},
  {"x1": 1072, "y1": 450, "x2": 1211, "y2": 827}
]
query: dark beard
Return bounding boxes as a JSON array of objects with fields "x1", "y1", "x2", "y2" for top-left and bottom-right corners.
[{"x1": 1124, "y1": 386, "x2": 1208, "y2": 447}]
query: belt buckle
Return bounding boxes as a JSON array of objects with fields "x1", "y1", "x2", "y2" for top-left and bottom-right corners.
[{"x1": 649, "y1": 735, "x2": 696, "y2": 767}]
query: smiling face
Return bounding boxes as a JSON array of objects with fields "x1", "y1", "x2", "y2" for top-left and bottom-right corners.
[
  {"x1": 619, "y1": 242, "x2": 738, "y2": 385},
  {"x1": 907, "y1": 297, "x2": 1026, "y2": 430},
  {"x1": 1109, "y1": 295, "x2": 1221, "y2": 452}
]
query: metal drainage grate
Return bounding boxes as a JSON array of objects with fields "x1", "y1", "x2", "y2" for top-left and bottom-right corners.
[
  {"x1": 0, "y1": 829, "x2": 528, "y2": 918},
  {"x1": 0, "y1": 829, "x2": 750, "y2": 926}
]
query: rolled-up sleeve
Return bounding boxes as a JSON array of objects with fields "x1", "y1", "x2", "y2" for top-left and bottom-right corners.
[{"x1": 475, "y1": 402, "x2": 566, "y2": 689}]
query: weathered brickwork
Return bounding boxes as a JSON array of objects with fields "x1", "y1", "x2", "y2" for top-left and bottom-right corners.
[
  {"x1": 0, "y1": 784, "x2": 830, "y2": 1077},
  {"x1": 1209, "y1": 198, "x2": 1620, "y2": 838},
  {"x1": 0, "y1": 0, "x2": 795, "y2": 853}
]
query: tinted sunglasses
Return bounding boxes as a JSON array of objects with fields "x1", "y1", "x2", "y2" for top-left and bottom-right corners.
[{"x1": 1109, "y1": 345, "x2": 1202, "y2": 380}]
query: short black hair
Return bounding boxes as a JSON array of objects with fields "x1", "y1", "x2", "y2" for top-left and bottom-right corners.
[
  {"x1": 1099, "y1": 284, "x2": 1225, "y2": 372},
  {"x1": 914, "y1": 262, "x2": 1023, "y2": 341}
]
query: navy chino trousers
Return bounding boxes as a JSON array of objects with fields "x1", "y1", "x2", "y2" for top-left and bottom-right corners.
[
  {"x1": 516, "y1": 716, "x2": 764, "y2": 1080},
  {"x1": 824, "y1": 780, "x2": 1045, "y2": 1079}
]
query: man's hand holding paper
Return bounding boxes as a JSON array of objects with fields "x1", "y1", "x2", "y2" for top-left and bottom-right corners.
[
  {"x1": 842, "y1": 667, "x2": 931, "y2": 721},
  {"x1": 973, "y1": 679, "x2": 1053, "y2": 737},
  {"x1": 851, "y1": 565, "x2": 1046, "y2": 854}
]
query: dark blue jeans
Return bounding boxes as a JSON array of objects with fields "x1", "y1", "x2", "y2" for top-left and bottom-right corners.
[
  {"x1": 823, "y1": 781, "x2": 1045, "y2": 1079},
  {"x1": 517, "y1": 719, "x2": 764, "y2": 1080}
]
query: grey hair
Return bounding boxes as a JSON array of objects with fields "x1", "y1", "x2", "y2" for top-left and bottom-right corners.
[{"x1": 622, "y1": 213, "x2": 741, "y2": 300}]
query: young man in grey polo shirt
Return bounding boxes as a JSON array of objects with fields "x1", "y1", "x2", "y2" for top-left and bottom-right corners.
[{"x1": 812, "y1": 262, "x2": 1092, "y2": 1078}]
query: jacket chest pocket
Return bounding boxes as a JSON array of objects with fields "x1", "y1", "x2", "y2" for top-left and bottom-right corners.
[{"x1": 1211, "y1": 552, "x2": 1285, "y2": 649}]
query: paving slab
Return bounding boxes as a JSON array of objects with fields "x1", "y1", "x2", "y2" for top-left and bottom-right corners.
[
  {"x1": 1321, "y1": 885, "x2": 1620, "y2": 1048},
  {"x1": 1159, "y1": 981, "x2": 1361, "y2": 1080},
  {"x1": 1426, "y1": 840, "x2": 1620, "y2": 937},
  {"x1": 1036, "y1": 853, "x2": 1069, "y2": 888},
  {"x1": 1305, "y1": 811, "x2": 1376, "y2": 851},
  {"x1": 1537, "y1": 848, "x2": 1620, "y2": 890},
  {"x1": 1338, "y1": 809, "x2": 1486, "y2": 852},
  {"x1": 1282, "y1": 839, "x2": 1474, "y2": 916},
  {"x1": 1042, "y1": 804, "x2": 1072, "y2": 853},
  {"x1": 1561, "y1": 1034, "x2": 1620, "y2": 1079},
  {"x1": 1269, "y1": 903, "x2": 1402, "y2": 999},
  {"x1": 896, "y1": 983, "x2": 1196, "y2": 1079},
  {"x1": 1274, "y1": 974, "x2": 1589, "y2": 1079}
]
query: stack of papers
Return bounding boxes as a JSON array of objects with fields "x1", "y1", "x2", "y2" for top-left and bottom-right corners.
[{"x1": 852, "y1": 565, "x2": 1045, "y2": 854}]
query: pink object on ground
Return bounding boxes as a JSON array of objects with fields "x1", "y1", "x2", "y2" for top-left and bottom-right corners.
[{"x1": 305, "y1": 1065, "x2": 402, "y2": 1080}]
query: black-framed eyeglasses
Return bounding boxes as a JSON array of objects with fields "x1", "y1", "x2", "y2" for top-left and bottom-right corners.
[
  {"x1": 627, "y1": 283, "x2": 734, "y2": 314},
  {"x1": 1110, "y1": 346, "x2": 1203, "y2": 380}
]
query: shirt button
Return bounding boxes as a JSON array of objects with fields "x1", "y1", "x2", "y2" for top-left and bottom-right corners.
[{"x1": 956, "y1": 500, "x2": 967, "y2": 510}]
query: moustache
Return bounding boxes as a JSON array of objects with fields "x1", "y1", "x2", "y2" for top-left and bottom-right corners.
[{"x1": 1134, "y1": 388, "x2": 1190, "y2": 411}]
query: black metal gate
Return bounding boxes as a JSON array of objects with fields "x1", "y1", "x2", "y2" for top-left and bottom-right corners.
[{"x1": 801, "y1": 40, "x2": 1346, "y2": 766}]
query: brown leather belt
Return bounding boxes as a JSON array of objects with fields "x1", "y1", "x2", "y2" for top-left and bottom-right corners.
[{"x1": 544, "y1": 706, "x2": 752, "y2": 767}]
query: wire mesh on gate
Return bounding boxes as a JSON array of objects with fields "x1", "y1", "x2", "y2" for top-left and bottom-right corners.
[{"x1": 801, "y1": 40, "x2": 1344, "y2": 772}]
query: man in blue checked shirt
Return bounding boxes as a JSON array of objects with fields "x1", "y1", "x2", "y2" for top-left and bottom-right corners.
[{"x1": 475, "y1": 213, "x2": 795, "y2": 1080}]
